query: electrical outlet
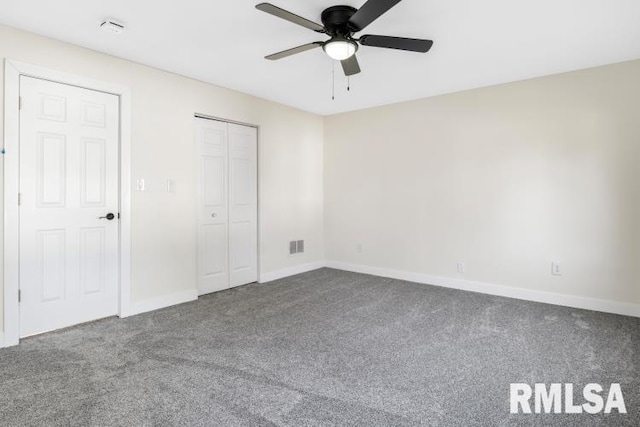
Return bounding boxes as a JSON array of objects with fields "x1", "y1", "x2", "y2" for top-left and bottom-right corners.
[
  {"x1": 551, "y1": 262, "x2": 562, "y2": 276},
  {"x1": 296, "y1": 240, "x2": 304, "y2": 253},
  {"x1": 457, "y1": 261, "x2": 465, "y2": 274},
  {"x1": 356, "y1": 243, "x2": 362, "y2": 253},
  {"x1": 289, "y1": 241, "x2": 297, "y2": 255}
]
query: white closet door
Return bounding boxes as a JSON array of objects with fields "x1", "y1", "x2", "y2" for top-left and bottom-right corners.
[
  {"x1": 19, "y1": 76, "x2": 120, "y2": 337},
  {"x1": 196, "y1": 118, "x2": 229, "y2": 295},
  {"x1": 196, "y1": 118, "x2": 257, "y2": 294},
  {"x1": 228, "y1": 123, "x2": 258, "y2": 288}
]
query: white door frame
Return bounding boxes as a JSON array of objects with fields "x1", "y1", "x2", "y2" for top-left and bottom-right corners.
[{"x1": 2, "y1": 59, "x2": 132, "y2": 347}]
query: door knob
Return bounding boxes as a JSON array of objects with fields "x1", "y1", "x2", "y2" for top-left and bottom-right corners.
[{"x1": 99, "y1": 213, "x2": 116, "y2": 220}]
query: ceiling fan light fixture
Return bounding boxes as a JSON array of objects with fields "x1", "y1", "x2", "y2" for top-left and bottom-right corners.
[{"x1": 323, "y1": 38, "x2": 358, "y2": 61}]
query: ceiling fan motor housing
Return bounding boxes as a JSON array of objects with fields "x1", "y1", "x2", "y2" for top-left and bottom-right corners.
[{"x1": 321, "y1": 6, "x2": 358, "y2": 36}]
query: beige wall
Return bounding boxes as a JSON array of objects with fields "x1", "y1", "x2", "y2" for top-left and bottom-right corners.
[
  {"x1": 325, "y1": 60, "x2": 640, "y2": 305},
  {"x1": 0, "y1": 24, "x2": 325, "y2": 334},
  {"x1": 2, "y1": 24, "x2": 639, "y2": 340}
]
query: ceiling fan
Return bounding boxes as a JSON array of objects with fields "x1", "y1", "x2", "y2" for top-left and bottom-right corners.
[{"x1": 256, "y1": 0, "x2": 433, "y2": 76}]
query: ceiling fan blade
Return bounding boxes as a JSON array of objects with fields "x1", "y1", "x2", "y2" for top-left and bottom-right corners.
[
  {"x1": 348, "y1": 0, "x2": 402, "y2": 32},
  {"x1": 256, "y1": 3, "x2": 325, "y2": 33},
  {"x1": 265, "y1": 42, "x2": 323, "y2": 60},
  {"x1": 359, "y1": 35, "x2": 433, "y2": 52},
  {"x1": 341, "y1": 55, "x2": 361, "y2": 76}
]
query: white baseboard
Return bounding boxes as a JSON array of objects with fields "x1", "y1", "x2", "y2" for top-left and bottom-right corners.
[
  {"x1": 259, "y1": 261, "x2": 326, "y2": 283},
  {"x1": 123, "y1": 289, "x2": 198, "y2": 318},
  {"x1": 326, "y1": 261, "x2": 640, "y2": 318}
]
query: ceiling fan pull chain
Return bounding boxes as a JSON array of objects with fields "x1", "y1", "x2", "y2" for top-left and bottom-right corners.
[
  {"x1": 347, "y1": 76, "x2": 350, "y2": 92},
  {"x1": 332, "y1": 61, "x2": 336, "y2": 101}
]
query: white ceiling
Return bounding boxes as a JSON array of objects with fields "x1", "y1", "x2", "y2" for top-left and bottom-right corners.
[{"x1": 1, "y1": 0, "x2": 639, "y2": 115}]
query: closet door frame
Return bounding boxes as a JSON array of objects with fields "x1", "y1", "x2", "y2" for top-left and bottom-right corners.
[{"x1": 194, "y1": 114, "x2": 259, "y2": 294}]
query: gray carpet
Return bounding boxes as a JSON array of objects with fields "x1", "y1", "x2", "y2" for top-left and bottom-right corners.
[{"x1": 0, "y1": 268, "x2": 638, "y2": 426}]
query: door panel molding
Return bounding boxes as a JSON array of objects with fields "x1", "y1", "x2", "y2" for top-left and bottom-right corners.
[{"x1": 2, "y1": 59, "x2": 132, "y2": 348}]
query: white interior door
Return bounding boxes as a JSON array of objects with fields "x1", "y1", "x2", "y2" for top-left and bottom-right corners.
[
  {"x1": 19, "y1": 76, "x2": 120, "y2": 337},
  {"x1": 196, "y1": 118, "x2": 257, "y2": 295},
  {"x1": 196, "y1": 118, "x2": 229, "y2": 294},
  {"x1": 228, "y1": 124, "x2": 258, "y2": 288}
]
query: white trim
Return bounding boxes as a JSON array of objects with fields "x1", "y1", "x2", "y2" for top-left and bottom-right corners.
[
  {"x1": 3, "y1": 60, "x2": 21, "y2": 347},
  {"x1": 326, "y1": 261, "x2": 640, "y2": 318},
  {"x1": 118, "y1": 86, "x2": 133, "y2": 318},
  {"x1": 259, "y1": 261, "x2": 326, "y2": 283},
  {"x1": 124, "y1": 290, "x2": 198, "y2": 318},
  {"x1": 2, "y1": 59, "x2": 132, "y2": 347}
]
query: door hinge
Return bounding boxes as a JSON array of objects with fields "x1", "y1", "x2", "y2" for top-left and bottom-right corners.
[
  {"x1": 18, "y1": 96, "x2": 22, "y2": 110},
  {"x1": 18, "y1": 289, "x2": 21, "y2": 303}
]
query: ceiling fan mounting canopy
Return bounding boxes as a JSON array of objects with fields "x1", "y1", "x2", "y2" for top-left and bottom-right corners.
[
  {"x1": 255, "y1": 0, "x2": 434, "y2": 77},
  {"x1": 321, "y1": 5, "x2": 358, "y2": 36}
]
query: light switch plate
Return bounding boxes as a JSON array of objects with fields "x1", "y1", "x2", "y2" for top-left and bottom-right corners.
[
  {"x1": 136, "y1": 179, "x2": 145, "y2": 192},
  {"x1": 551, "y1": 262, "x2": 562, "y2": 276}
]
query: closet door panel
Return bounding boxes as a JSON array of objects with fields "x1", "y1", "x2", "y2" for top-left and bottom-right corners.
[
  {"x1": 196, "y1": 118, "x2": 229, "y2": 295},
  {"x1": 228, "y1": 123, "x2": 258, "y2": 287}
]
